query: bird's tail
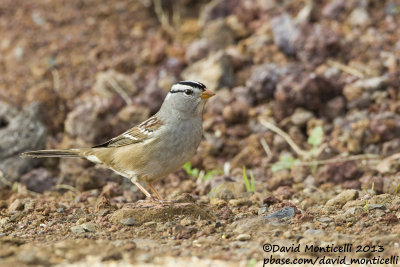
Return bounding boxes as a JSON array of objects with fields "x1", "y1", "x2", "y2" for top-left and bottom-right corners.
[{"x1": 21, "y1": 149, "x2": 82, "y2": 158}]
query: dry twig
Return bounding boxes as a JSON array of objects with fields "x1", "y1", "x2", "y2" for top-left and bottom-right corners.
[
  {"x1": 51, "y1": 69, "x2": 60, "y2": 92},
  {"x1": 259, "y1": 118, "x2": 310, "y2": 158},
  {"x1": 55, "y1": 184, "x2": 81, "y2": 195},
  {"x1": 260, "y1": 137, "x2": 272, "y2": 157},
  {"x1": 153, "y1": 0, "x2": 176, "y2": 36},
  {"x1": 259, "y1": 118, "x2": 380, "y2": 169},
  {"x1": 327, "y1": 59, "x2": 365, "y2": 78},
  {"x1": 106, "y1": 78, "x2": 132, "y2": 105}
]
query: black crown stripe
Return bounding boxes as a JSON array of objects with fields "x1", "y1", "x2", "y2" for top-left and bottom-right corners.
[{"x1": 177, "y1": 81, "x2": 206, "y2": 90}]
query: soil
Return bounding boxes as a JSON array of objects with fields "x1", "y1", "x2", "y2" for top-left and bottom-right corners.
[{"x1": 1, "y1": 0, "x2": 400, "y2": 266}]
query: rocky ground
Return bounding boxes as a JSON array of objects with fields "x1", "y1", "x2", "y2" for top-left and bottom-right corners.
[{"x1": 1, "y1": 0, "x2": 400, "y2": 266}]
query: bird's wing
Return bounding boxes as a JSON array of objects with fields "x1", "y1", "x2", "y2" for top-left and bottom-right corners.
[{"x1": 92, "y1": 117, "x2": 163, "y2": 148}]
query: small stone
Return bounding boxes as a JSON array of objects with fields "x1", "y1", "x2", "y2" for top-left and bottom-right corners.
[
  {"x1": 271, "y1": 13, "x2": 298, "y2": 56},
  {"x1": 367, "y1": 204, "x2": 385, "y2": 210},
  {"x1": 325, "y1": 190, "x2": 359, "y2": 207},
  {"x1": 291, "y1": 108, "x2": 314, "y2": 126},
  {"x1": 143, "y1": 221, "x2": 156, "y2": 227},
  {"x1": 304, "y1": 229, "x2": 325, "y2": 237},
  {"x1": 76, "y1": 217, "x2": 87, "y2": 225},
  {"x1": 81, "y1": 222, "x2": 97, "y2": 232},
  {"x1": 265, "y1": 207, "x2": 295, "y2": 220},
  {"x1": 348, "y1": 7, "x2": 370, "y2": 27},
  {"x1": 70, "y1": 225, "x2": 86, "y2": 234},
  {"x1": 209, "y1": 181, "x2": 246, "y2": 200},
  {"x1": 8, "y1": 199, "x2": 24, "y2": 212},
  {"x1": 318, "y1": 217, "x2": 332, "y2": 223},
  {"x1": 57, "y1": 208, "x2": 64, "y2": 213},
  {"x1": 236, "y1": 233, "x2": 251, "y2": 241},
  {"x1": 258, "y1": 206, "x2": 268, "y2": 215},
  {"x1": 180, "y1": 218, "x2": 193, "y2": 226},
  {"x1": 120, "y1": 217, "x2": 135, "y2": 226}
]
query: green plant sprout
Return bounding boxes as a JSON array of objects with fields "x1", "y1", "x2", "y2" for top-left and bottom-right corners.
[
  {"x1": 394, "y1": 185, "x2": 399, "y2": 195},
  {"x1": 242, "y1": 166, "x2": 256, "y2": 192},
  {"x1": 248, "y1": 258, "x2": 257, "y2": 267},
  {"x1": 362, "y1": 182, "x2": 374, "y2": 214},
  {"x1": 182, "y1": 162, "x2": 220, "y2": 181},
  {"x1": 182, "y1": 162, "x2": 199, "y2": 177},
  {"x1": 271, "y1": 154, "x2": 300, "y2": 172},
  {"x1": 308, "y1": 126, "x2": 323, "y2": 147}
]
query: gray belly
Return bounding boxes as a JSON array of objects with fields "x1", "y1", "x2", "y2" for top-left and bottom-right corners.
[{"x1": 138, "y1": 120, "x2": 202, "y2": 183}]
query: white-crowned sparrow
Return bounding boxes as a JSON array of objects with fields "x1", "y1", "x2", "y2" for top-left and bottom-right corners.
[{"x1": 22, "y1": 81, "x2": 215, "y2": 201}]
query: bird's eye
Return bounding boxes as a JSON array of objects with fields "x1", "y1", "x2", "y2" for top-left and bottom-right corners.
[{"x1": 184, "y1": 89, "x2": 193, "y2": 95}]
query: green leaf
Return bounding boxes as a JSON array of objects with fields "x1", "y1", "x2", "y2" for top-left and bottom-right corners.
[
  {"x1": 202, "y1": 170, "x2": 216, "y2": 181},
  {"x1": 271, "y1": 155, "x2": 299, "y2": 172},
  {"x1": 242, "y1": 166, "x2": 256, "y2": 192},
  {"x1": 248, "y1": 258, "x2": 257, "y2": 267},
  {"x1": 183, "y1": 161, "x2": 220, "y2": 181},
  {"x1": 182, "y1": 162, "x2": 192, "y2": 173},
  {"x1": 242, "y1": 166, "x2": 251, "y2": 192},
  {"x1": 307, "y1": 126, "x2": 323, "y2": 147}
]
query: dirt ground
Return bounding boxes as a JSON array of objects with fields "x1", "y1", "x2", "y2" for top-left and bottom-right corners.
[{"x1": 1, "y1": 0, "x2": 400, "y2": 266}]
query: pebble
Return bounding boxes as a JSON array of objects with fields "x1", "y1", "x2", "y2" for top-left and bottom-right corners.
[
  {"x1": 318, "y1": 217, "x2": 333, "y2": 223},
  {"x1": 265, "y1": 207, "x2": 295, "y2": 220},
  {"x1": 120, "y1": 217, "x2": 135, "y2": 226},
  {"x1": 76, "y1": 217, "x2": 87, "y2": 225},
  {"x1": 57, "y1": 207, "x2": 64, "y2": 213},
  {"x1": 70, "y1": 225, "x2": 86, "y2": 234},
  {"x1": 325, "y1": 189, "x2": 359, "y2": 207},
  {"x1": 143, "y1": 221, "x2": 156, "y2": 227},
  {"x1": 367, "y1": 204, "x2": 385, "y2": 210},
  {"x1": 291, "y1": 108, "x2": 314, "y2": 127},
  {"x1": 180, "y1": 218, "x2": 193, "y2": 226},
  {"x1": 8, "y1": 199, "x2": 24, "y2": 212},
  {"x1": 258, "y1": 206, "x2": 268, "y2": 215},
  {"x1": 236, "y1": 234, "x2": 251, "y2": 241},
  {"x1": 82, "y1": 222, "x2": 97, "y2": 232},
  {"x1": 344, "y1": 207, "x2": 364, "y2": 216},
  {"x1": 304, "y1": 229, "x2": 325, "y2": 237}
]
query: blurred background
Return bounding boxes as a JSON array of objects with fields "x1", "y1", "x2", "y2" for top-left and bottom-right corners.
[{"x1": 0, "y1": 0, "x2": 399, "y2": 203}]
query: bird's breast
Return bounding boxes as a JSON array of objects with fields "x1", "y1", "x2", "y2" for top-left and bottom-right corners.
[{"x1": 139, "y1": 119, "x2": 203, "y2": 181}]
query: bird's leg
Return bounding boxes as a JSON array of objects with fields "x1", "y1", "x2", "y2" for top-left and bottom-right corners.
[
  {"x1": 132, "y1": 180, "x2": 156, "y2": 201},
  {"x1": 148, "y1": 183, "x2": 173, "y2": 205},
  {"x1": 148, "y1": 183, "x2": 164, "y2": 201}
]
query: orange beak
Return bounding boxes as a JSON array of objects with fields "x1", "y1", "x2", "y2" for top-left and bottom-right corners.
[{"x1": 200, "y1": 89, "x2": 215, "y2": 99}]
